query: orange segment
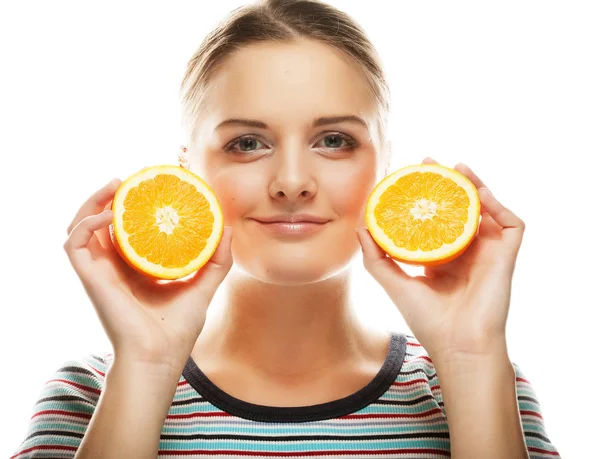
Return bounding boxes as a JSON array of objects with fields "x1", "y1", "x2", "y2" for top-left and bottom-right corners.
[
  {"x1": 110, "y1": 165, "x2": 223, "y2": 280},
  {"x1": 365, "y1": 164, "x2": 480, "y2": 267}
]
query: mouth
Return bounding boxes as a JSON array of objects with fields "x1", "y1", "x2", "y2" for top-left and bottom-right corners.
[{"x1": 250, "y1": 219, "x2": 329, "y2": 236}]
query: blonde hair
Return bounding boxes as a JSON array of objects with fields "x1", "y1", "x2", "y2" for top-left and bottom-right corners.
[{"x1": 180, "y1": 0, "x2": 391, "y2": 161}]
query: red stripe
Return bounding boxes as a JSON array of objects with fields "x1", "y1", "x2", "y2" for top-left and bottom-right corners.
[
  {"x1": 85, "y1": 363, "x2": 106, "y2": 377},
  {"x1": 32, "y1": 409, "x2": 93, "y2": 420},
  {"x1": 392, "y1": 378, "x2": 428, "y2": 387},
  {"x1": 516, "y1": 377, "x2": 531, "y2": 384},
  {"x1": 47, "y1": 378, "x2": 101, "y2": 395},
  {"x1": 341, "y1": 408, "x2": 443, "y2": 419},
  {"x1": 391, "y1": 379, "x2": 440, "y2": 392},
  {"x1": 404, "y1": 355, "x2": 433, "y2": 363},
  {"x1": 406, "y1": 342, "x2": 422, "y2": 347},
  {"x1": 520, "y1": 410, "x2": 544, "y2": 420},
  {"x1": 178, "y1": 380, "x2": 188, "y2": 386},
  {"x1": 157, "y1": 449, "x2": 451, "y2": 456},
  {"x1": 10, "y1": 444, "x2": 78, "y2": 459},
  {"x1": 528, "y1": 447, "x2": 560, "y2": 456}
]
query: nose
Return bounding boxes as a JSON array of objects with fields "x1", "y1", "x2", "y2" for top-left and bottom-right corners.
[{"x1": 268, "y1": 143, "x2": 318, "y2": 203}]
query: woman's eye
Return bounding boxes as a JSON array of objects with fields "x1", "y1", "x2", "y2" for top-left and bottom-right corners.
[
  {"x1": 316, "y1": 133, "x2": 358, "y2": 150},
  {"x1": 225, "y1": 136, "x2": 266, "y2": 154}
]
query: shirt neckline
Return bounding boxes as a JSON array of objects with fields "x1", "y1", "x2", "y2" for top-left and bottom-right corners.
[{"x1": 182, "y1": 331, "x2": 407, "y2": 423}]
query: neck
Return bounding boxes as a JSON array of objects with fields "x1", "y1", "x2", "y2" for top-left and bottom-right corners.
[{"x1": 194, "y1": 266, "x2": 381, "y2": 379}]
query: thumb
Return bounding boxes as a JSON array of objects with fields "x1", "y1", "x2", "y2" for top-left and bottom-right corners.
[
  {"x1": 186, "y1": 226, "x2": 234, "y2": 294},
  {"x1": 207, "y1": 226, "x2": 234, "y2": 271},
  {"x1": 355, "y1": 227, "x2": 413, "y2": 301}
]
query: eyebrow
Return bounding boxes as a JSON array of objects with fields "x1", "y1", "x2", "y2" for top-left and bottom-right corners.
[{"x1": 215, "y1": 115, "x2": 368, "y2": 131}]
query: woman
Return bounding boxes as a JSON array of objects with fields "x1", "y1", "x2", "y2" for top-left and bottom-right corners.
[{"x1": 12, "y1": 0, "x2": 560, "y2": 457}]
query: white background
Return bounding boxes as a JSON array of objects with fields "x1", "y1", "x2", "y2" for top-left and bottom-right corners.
[{"x1": 1, "y1": 1, "x2": 598, "y2": 457}]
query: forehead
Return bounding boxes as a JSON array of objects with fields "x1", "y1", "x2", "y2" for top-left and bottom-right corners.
[{"x1": 202, "y1": 39, "x2": 376, "y2": 129}]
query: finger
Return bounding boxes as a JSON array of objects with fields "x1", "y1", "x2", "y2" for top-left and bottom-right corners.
[
  {"x1": 64, "y1": 209, "x2": 114, "y2": 261},
  {"x1": 355, "y1": 227, "x2": 413, "y2": 298},
  {"x1": 478, "y1": 187, "x2": 524, "y2": 230},
  {"x1": 422, "y1": 157, "x2": 439, "y2": 164},
  {"x1": 454, "y1": 162, "x2": 488, "y2": 191},
  {"x1": 94, "y1": 225, "x2": 113, "y2": 250},
  {"x1": 67, "y1": 178, "x2": 121, "y2": 235},
  {"x1": 93, "y1": 198, "x2": 115, "y2": 249}
]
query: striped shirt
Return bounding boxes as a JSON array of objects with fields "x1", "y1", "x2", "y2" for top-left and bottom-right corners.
[{"x1": 11, "y1": 332, "x2": 561, "y2": 458}]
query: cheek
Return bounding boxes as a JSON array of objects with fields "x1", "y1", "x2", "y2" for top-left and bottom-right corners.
[
  {"x1": 323, "y1": 159, "x2": 378, "y2": 220},
  {"x1": 209, "y1": 167, "x2": 260, "y2": 222}
]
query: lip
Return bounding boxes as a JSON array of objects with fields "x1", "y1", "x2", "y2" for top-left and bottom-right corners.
[
  {"x1": 251, "y1": 219, "x2": 329, "y2": 236},
  {"x1": 252, "y1": 214, "x2": 331, "y2": 224}
]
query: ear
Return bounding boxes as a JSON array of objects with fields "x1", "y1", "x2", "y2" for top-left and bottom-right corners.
[{"x1": 178, "y1": 145, "x2": 190, "y2": 169}]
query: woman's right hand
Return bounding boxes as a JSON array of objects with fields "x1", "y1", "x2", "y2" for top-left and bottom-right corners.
[{"x1": 63, "y1": 178, "x2": 233, "y2": 371}]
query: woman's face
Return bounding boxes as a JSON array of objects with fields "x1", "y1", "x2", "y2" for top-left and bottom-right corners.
[{"x1": 189, "y1": 39, "x2": 388, "y2": 285}]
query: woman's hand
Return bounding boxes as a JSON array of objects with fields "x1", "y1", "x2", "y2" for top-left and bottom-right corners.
[
  {"x1": 356, "y1": 158, "x2": 526, "y2": 363},
  {"x1": 63, "y1": 178, "x2": 233, "y2": 371}
]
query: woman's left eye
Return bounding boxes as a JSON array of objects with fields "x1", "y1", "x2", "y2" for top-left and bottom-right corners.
[
  {"x1": 316, "y1": 133, "x2": 358, "y2": 150},
  {"x1": 224, "y1": 136, "x2": 267, "y2": 154}
]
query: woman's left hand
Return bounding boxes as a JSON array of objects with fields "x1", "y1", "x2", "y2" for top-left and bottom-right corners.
[{"x1": 356, "y1": 157, "x2": 526, "y2": 363}]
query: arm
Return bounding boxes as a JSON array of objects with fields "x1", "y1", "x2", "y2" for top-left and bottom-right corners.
[
  {"x1": 74, "y1": 356, "x2": 186, "y2": 459},
  {"x1": 434, "y1": 349, "x2": 529, "y2": 459}
]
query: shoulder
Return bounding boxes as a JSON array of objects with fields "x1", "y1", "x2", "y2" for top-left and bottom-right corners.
[
  {"x1": 31, "y1": 351, "x2": 114, "y2": 420},
  {"x1": 46, "y1": 352, "x2": 113, "y2": 396},
  {"x1": 61, "y1": 352, "x2": 113, "y2": 377}
]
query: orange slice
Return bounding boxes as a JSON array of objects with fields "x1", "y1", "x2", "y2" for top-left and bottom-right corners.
[
  {"x1": 365, "y1": 163, "x2": 481, "y2": 267},
  {"x1": 109, "y1": 165, "x2": 224, "y2": 280}
]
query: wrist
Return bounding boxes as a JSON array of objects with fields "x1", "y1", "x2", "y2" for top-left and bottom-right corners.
[
  {"x1": 434, "y1": 352, "x2": 515, "y2": 383},
  {"x1": 429, "y1": 335, "x2": 510, "y2": 369},
  {"x1": 109, "y1": 353, "x2": 188, "y2": 385}
]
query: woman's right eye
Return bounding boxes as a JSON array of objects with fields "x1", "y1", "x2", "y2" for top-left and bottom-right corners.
[{"x1": 224, "y1": 135, "x2": 267, "y2": 154}]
